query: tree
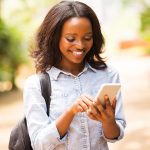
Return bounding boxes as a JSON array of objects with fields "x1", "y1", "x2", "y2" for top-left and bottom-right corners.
[
  {"x1": 0, "y1": 0, "x2": 60, "y2": 90},
  {"x1": 140, "y1": 7, "x2": 150, "y2": 40},
  {"x1": 0, "y1": 19, "x2": 26, "y2": 89}
]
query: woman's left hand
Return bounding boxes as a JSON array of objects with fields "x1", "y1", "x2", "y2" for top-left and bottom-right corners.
[
  {"x1": 86, "y1": 95, "x2": 116, "y2": 124},
  {"x1": 86, "y1": 95, "x2": 120, "y2": 139}
]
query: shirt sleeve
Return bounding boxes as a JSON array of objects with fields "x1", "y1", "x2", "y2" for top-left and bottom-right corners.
[
  {"x1": 102, "y1": 70, "x2": 126, "y2": 143},
  {"x1": 23, "y1": 75, "x2": 67, "y2": 150}
]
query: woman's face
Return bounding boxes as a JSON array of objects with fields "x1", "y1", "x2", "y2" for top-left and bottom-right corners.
[{"x1": 59, "y1": 17, "x2": 93, "y2": 67}]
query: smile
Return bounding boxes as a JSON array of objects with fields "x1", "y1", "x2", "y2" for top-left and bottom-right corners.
[
  {"x1": 72, "y1": 51, "x2": 84, "y2": 55},
  {"x1": 71, "y1": 50, "x2": 85, "y2": 58}
]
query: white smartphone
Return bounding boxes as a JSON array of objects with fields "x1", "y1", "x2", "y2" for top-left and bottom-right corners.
[{"x1": 95, "y1": 83, "x2": 121, "y2": 105}]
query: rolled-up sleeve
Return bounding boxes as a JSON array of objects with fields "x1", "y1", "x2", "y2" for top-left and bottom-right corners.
[
  {"x1": 102, "y1": 70, "x2": 126, "y2": 143},
  {"x1": 23, "y1": 75, "x2": 67, "y2": 150},
  {"x1": 101, "y1": 92, "x2": 126, "y2": 143}
]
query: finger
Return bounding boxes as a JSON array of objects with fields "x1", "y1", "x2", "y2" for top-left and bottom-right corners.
[
  {"x1": 92, "y1": 101, "x2": 101, "y2": 114},
  {"x1": 104, "y1": 95, "x2": 116, "y2": 115},
  {"x1": 112, "y1": 97, "x2": 117, "y2": 110},
  {"x1": 93, "y1": 101, "x2": 104, "y2": 113},
  {"x1": 79, "y1": 99, "x2": 89, "y2": 111},
  {"x1": 78, "y1": 105, "x2": 84, "y2": 112},
  {"x1": 82, "y1": 95, "x2": 98, "y2": 115},
  {"x1": 93, "y1": 101, "x2": 108, "y2": 119},
  {"x1": 87, "y1": 107, "x2": 103, "y2": 122},
  {"x1": 94, "y1": 98, "x2": 101, "y2": 109},
  {"x1": 88, "y1": 106, "x2": 98, "y2": 116},
  {"x1": 84, "y1": 94, "x2": 93, "y2": 102},
  {"x1": 94, "y1": 96, "x2": 104, "y2": 107},
  {"x1": 104, "y1": 95, "x2": 111, "y2": 108},
  {"x1": 81, "y1": 95, "x2": 93, "y2": 108},
  {"x1": 86, "y1": 109, "x2": 97, "y2": 120}
]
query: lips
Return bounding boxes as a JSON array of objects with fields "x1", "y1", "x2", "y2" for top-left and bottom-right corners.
[{"x1": 71, "y1": 50, "x2": 85, "y2": 60}]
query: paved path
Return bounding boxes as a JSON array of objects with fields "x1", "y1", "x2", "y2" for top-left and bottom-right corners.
[
  {"x1": 108, "y1": 51, "x2": 150, "y2": 150},
  {"x1": 0, "y1": 91, "x2": 23, "y2": 150},
  {"x1": 0, "y1": 51, "x2": 150, "y2": 150}
]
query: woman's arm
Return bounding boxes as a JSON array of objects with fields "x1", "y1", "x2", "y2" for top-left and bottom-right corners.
[
  {"x1": 55, "y1": 107, "x2": 75, "y2": 138},
  {"x1": 56, "y1": 95, "x2": 94, "y2": 138}
]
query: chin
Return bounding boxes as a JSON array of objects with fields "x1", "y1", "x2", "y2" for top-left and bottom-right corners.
[{"x1": 72, "y1": 60, "x2": 84, "y2": 65}]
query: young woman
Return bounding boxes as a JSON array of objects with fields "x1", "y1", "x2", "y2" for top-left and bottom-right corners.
[{"x1": 24, "y1": 1, "x2": 126, "y2": 150}]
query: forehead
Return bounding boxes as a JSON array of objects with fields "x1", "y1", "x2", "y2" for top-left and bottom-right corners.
[{"x1": 61, "y1": 17, "x2": 92, "y2": 34}]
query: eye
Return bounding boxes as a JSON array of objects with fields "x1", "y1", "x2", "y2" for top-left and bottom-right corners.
[
  {"x1": 84, "y1": 36, "x2": 93, "y2": 41},
  {"x1": 66, "y1": 37, "x2": 75, "y2": 42}
]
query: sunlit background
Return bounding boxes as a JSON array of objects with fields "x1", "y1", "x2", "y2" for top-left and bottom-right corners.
[{"x1": 0, "y1": 0, "x2": 150, "y2": 150}]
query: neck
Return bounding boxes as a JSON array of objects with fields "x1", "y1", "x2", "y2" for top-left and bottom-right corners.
[{"x1": 57, "y1": 62, "x2": 85, "y2": 76}]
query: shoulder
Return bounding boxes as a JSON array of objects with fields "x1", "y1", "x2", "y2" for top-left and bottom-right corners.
[
  {"x1": 92, "y1": 64, "x2": 121, "y2": 83},
  {"x1": 105, "y1": 64, "x2": 121, "y2": 82},
  {"x1": 24, "y1": 74, "x2": 40, "y2": 90},
  {"x1": 105, "y1": 64, "x2": 120, "y2": 76},
  {"x1": 95, "y1": 64, "x2": 119, "y2": 76}
]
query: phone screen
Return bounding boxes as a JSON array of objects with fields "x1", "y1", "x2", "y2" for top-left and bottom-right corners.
[{"x1": 95, "y1": 83, "x2": 121, "y2": 105}]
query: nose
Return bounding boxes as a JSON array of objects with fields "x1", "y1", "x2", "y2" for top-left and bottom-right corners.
[{"x1": 75, "y1": 40, "x2": 85, "y2": 50}]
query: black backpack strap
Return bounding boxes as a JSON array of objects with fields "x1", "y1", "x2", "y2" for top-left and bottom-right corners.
[
  {"x1": 8, "y1": 72, "x2": 51, "y2": 150},
  {"x1": 38, "y1": 72, "x2": 51, "y2": 116}
]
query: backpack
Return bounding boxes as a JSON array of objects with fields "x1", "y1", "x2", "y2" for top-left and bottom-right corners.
[{"x1": 8, "y1": 73, "x2": 51, "y2": 150}]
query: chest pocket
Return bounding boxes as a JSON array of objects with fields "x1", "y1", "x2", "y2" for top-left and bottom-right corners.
[{"x1": 50, "y1": 89, "x2": 74, "y2": 119}]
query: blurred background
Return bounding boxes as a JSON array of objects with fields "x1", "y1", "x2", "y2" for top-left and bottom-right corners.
[{"x1": 0, "y1": 0, "x2": 150, "y2": 149}]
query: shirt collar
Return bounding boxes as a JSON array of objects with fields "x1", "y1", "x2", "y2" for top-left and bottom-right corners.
[
  {"x1": 85, "y1": 62, "x2": 97, "y2": 73},
  {"x1": 47, "y1": 67, "x2": 62, "y2": 80},
  {"x1": 47, "y1": 62, "x2": 97, "y2": 80}
]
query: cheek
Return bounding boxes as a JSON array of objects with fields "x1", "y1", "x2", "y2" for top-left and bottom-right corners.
[
  {"x1": 59, "y1": 38, "x2": 66, "y2": 52},
  {"x1": 87, "y1": 40, "x2": 93, "y2": 51},
  {"x1": 59, "y1": 38, "x2": 70, "y2": 52}
]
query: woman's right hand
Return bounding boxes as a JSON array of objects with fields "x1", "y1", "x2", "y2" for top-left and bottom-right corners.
[
  {"x1": 55, "y1": 94, "x2": 97, "y2": 137},
  {"x1": 70, "y1": 94, "x2": 97, "y2": 115},
  {"x1": 56, "y1": 94, "x2": 94, "y2": 138}
]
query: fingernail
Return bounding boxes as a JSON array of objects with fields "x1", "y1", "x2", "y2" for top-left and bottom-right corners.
[
  {"x1": 93, "y1": 101, "x2": 97, "y2": 106},
  {"x1": 105, "y1": 95, "x2": 108, "y2": 99}
]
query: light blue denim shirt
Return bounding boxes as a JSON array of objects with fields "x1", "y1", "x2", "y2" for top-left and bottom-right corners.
[{"x1": 23, "y1": 63, "x2": 126, "y2": 150}]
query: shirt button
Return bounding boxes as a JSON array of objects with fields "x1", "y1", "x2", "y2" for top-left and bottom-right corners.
[{"x1": 64, "y1": 93, "x2": 68, "y2": 97}]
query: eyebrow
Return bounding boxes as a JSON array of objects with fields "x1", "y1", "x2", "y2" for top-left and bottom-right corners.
[{"x1": 65, "y1": 32, "x2": 93, "y2": 36}]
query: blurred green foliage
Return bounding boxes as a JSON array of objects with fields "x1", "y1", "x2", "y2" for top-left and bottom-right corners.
[
  {"x1": 122, "y1": 0, "x2": 150, "y2": 53},
  {"x1": 0, "y1": 0, "x2": 59, "y2": 90},
  {"x1": 140, "y1": 7, "x2": 150, "y2": 41},
  {"x1": 0, "y1": 19, "x2": 26, "y2": 89},
  {"x1": 122, "y1": 0, "x2": 150, "y2": 37},
  {"x1": 140, "y1": 7, "x2": 150, "y2": 54}
]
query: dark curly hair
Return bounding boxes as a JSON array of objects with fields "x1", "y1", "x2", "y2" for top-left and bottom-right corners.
[{"x1": 31, "y1": 0, "x2": 107, "y2": 73}]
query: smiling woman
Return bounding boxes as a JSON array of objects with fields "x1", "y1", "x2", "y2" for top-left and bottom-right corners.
[
  {"x1": 31, "y1": 0, "x2": 106, "y2": 73},
  {"x1": 58, "y1": 17, "x2": 93, "y2": 75},
  {"x1": 24, "y1": 1, "x2": 126, "y2": 150}
]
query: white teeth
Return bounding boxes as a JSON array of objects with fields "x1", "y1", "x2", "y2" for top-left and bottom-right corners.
[{"x1": 73, "y1": 51, "x2": 83, "y2": 55}]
